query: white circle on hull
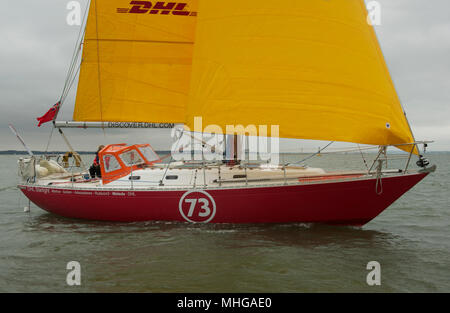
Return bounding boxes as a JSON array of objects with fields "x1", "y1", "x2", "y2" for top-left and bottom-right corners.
[{"x1": 179, "y1": 190, "x2": 216, "y2": 223}]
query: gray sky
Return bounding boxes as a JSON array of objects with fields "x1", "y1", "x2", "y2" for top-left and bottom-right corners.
[{"x1": 0, "y1": 0, "x2": 449, "y2": 152}]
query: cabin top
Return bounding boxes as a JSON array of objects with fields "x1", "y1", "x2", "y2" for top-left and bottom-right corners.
[{"x1": 99, "y1": 143, "x2": 161, "y2": 184}]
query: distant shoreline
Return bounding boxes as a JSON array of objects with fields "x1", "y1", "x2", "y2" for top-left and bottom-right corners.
[
  {"x1": 0, "y1": 150, "x2": 448, "y2": 155},
  {"x1": 0, "y1": 150, "x2": 172, "y2": 155}
]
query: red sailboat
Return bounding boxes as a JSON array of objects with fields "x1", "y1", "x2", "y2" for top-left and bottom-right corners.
[{"x1": 17, "y1": 0, "x2": 435, "y2": 225}]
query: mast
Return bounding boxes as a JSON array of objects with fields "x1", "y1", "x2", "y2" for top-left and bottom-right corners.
[{"x1": 224, "y1": 134, "x2": 240, "y2": 166}]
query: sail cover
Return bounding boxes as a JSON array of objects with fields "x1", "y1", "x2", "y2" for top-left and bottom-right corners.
[
  {"x1": 74, "y1": 0, "x2": 198, "y2": 123},
  {"x1": 185, "y1": 0, "x2": 416, "y2": 151}
]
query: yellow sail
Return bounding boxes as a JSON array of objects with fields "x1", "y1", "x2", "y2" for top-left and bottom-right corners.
[
  {"x1": 186, "y1": 0, "x2": 416, "y2": 152},
  {"x1": 74, "y1": 0, "x2": 198, "y2": 123}
]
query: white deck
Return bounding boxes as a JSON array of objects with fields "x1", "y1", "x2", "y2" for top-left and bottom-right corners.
[{"x1": 31, "y1": 164, "x2": 343, "y2": 190}]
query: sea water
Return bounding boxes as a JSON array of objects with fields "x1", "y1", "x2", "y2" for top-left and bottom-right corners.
[{"x1": 0, "y1": 153, "x2": 448, "y2": 292}]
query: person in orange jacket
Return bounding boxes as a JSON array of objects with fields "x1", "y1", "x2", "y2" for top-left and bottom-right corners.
[{"x1": 89, "y1": 145, "x2": 105, "y2": 178}]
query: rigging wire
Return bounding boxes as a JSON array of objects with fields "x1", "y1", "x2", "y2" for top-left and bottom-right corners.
[
  {"x1": 357, "y1": 144, "x2": 369, "y2": 171},
  {"x1": 61, "y1": 60, "x2": 82, "y2": 104},
  {"x1": 43, "y1": 1, "x2": 90, "y2": 156},
  {"x1": 314, "y1": 145, "x2": 379, "y2": 154},
  {"x1": 289, "y1": 141, "x2": 334, "y2": 166},
  {"x1": 44, "y1": 127, "x2": 55, "y2": 154},
  {"x1": 160, "y1": 130, "x2": 185, "y2": 185},
  {"x1": 59, "y1": 0, "x2": 90, "y2": 108},
  {"x1": 60, "y1": 42, "x2": 82, "y2": 103}
]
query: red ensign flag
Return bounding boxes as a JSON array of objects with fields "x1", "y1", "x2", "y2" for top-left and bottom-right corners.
[{"x1": 37, "y1": 102, "x2": 60, "y2": 127}]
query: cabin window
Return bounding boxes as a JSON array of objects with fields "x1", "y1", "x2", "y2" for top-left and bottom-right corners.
[
  {"x1": 165, "y1": 175, "x2": 178, "y2": 180},
  {"x1": 233, "y1": 175, "x2": 247, "y2": 179},
  {"x1": 138, "y1": 146, "x2": 159, "y2": 162},
  {"x1": 103, "y1": 154, "x2": 121, "y2": 173},
  {"x1": 119, "y1": 150, "x2": 144, "y2": 167}
]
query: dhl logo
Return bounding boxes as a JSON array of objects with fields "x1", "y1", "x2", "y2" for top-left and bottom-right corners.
[{"x1": 117, "y1": 1, "x2": 197, "y2": 16}]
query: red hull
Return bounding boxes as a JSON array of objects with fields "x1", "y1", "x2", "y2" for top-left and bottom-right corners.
[{"x1": 19, "y1": 173, "x2": 428, "y2": 226}]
